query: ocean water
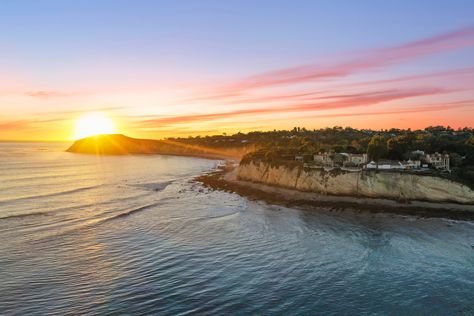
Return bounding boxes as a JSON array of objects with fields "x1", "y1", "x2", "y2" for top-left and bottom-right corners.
[{"x1": 1, "y1": 142, "x2": 474, "y2": 315}]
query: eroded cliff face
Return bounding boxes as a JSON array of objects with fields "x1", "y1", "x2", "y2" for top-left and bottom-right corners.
[{"x1": 237, "y1": 161, "x2": 474, "y2": 204}]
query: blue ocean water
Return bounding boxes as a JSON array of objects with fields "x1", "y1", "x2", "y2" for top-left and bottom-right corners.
[{"x1": 0, "y1": 142, "x2": 473, "y2": 315}]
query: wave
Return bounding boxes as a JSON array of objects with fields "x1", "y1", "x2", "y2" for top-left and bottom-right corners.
[
  {"x1": 102, "y1": 202, "x2": 164, "y2": 222},
  {"x1": 1, "y1": 170, "x2": 99, "y2": 184},
  {"x1": 0, "y1": 211, "x2": 50, "y2": 220},
  {"x1": 131, "y1": 181, "x2": 173, "y2": 192},
  {"x1": 0, "y1": 192, "x2": 154, "y2": 222},
  {"x1": 0, "y1": 184, "x2": 104, "y2": 205},
  {"x1": 32, "y1": 201, "x2": 165, "y2": 242}
]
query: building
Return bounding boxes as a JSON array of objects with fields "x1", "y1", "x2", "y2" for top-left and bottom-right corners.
[
  {"x1": 400, "y1": 159, "x2": 421, "y2": 169},
  {"x1": 365, "y1": 160, "x2": 405, "y2": 170},
  {"x1": 424, "y1": 152, "x2": 450, "y2": 171},
  {"x1": 313, "y1": 152, "x2": 334, "y2": 166},
  {"x1": 411, "y1": 150, "x2": 425, "y2": 156},
  {"x1": 347, "y1": 153, "x2": 368, "y2": 166},
  {"x1": 313, "y1": 152, "x2": 368, "y2": 167}
]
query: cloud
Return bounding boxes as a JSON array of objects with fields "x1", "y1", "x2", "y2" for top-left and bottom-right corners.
[
  {"x1": 193, "y1": 25, "x2": 474, "y2": 99},
  {"x1": 25, "y1": 91, "x2": 69, "y2": 98},
  {"x1": 31, "y1": 106, "x2": 126, "y2": 116},
  {"x1": 343, "y1": 66, "x2": 474, "y2": 89},
  {"x1": 137, "y1": 87, "x2": 451, "y2": 126},
  {"x1": 0, "y1": 120, "x2": 31, "y2": 131},
  {"x1": 306, "y1": 100, "x2": 473, "y2": 119}
]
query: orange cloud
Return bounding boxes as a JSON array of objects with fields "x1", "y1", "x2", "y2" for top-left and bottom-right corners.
[{"x1": 0, "y1": 120, "x2": 31, "y2": 131}]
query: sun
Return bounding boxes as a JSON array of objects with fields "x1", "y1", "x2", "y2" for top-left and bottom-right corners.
[{"x1": 73, "y1": 112, "x2": 117, "y2": 139}]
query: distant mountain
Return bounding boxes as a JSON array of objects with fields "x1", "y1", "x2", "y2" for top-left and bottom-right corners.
[{"x1": 66, "y1": 134, "x2": 248, "y2": 159}]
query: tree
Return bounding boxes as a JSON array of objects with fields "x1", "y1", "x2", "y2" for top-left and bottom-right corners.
[
  {"x1": 387, "y1": 134, "x2": 415, "y2": 160},
  {"x1": 367, "y1": 135, "x2": 388, "y2": 162}
]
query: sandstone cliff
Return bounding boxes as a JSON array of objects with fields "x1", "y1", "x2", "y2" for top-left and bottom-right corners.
[{"x1": 237, "y1": 161, "x2": 474, "y2": 204}]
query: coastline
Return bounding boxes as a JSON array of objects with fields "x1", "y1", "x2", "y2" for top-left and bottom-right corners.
[
  {"x1": 67, "y1": 149, "x2": 240, "y2": 161},
  {"x1": 195, "y1": 163, "x2": 474, "y2": 221}
]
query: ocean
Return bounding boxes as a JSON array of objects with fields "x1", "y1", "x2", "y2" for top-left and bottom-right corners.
[{"x1": 1, "y1": 142, "x2": 474, "y2": 315}]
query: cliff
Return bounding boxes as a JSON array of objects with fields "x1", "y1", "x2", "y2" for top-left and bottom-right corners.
[
  {"x1": 237, "y1": 161, "x2": 474, "y2": 204},
  {"x1": 67, "y1": 134, "x2": 250, "y2": 158}
]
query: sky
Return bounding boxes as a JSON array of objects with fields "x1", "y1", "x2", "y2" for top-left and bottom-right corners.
[{"x1": 1, "y1": 0, "x2": 474, "y2": 141}]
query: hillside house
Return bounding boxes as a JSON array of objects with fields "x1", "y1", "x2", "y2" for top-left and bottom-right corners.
[
  {"x1": 366, "y1": 160, "x2": 405, "y2": 170},
  {"x1": 313, "y1": 152, "x2": 368, "y2": 167},
  {"x1": 313, "y1": 152, "x2": 334, "y2": 166},
  {"x1": 400, "y1": 159, "x2": 421, "y2": 169},
  {"x1": 347, "y1": 153, "x2": 368, "y2": 166},
  {"x1": 424, "y1": 152, "x2": 450, "y2": 171}
]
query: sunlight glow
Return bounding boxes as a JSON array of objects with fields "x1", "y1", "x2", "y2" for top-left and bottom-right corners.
[{"x1": 73, "y1": 112, "x2": 117, "y2": 139}]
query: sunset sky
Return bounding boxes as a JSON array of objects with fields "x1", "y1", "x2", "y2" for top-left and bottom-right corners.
[{"x1": 1, "y1": 0, "x2": 474, "y2": 141}]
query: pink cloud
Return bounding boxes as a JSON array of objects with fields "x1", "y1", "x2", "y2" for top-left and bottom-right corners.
[
  {"x1": 195, "y1": 25, "x2": 474, "y2": 98},
  {"x1": 138, "y1": 87, "x2": 451, "y2": 126},
  {"x1": 307, "y1": 100, "x2": 473, "y2": 119},
  {"x1": 25, "y1": 91, "x2": 69, "y2": 98},
  {"x1": 345, "y1": 66, "x2": 474, "y2": 89}
]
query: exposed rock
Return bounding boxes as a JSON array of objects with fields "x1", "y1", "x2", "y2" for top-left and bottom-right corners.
[{"x1": 238, "y1": 161, "x2": 474, "y2": 204}]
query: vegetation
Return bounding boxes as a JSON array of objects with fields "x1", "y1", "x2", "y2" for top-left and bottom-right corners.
[{"x1": 169, "y1": 126, "x2": 474, "y2": 187}]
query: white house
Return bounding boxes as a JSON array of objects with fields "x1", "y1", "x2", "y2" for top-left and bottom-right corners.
[
  {"x1": 400, "y1": 159, "x2": 421, "y2": 169},
  {"x1": 347, "y1": 153, "x2": 368, "y2": 166},
  {"x1": 411, "y1": 149, "x2": 425, "y2": 156},
  {"x1": 366, "y1": 160, "x2": 405, "y2": 170}
]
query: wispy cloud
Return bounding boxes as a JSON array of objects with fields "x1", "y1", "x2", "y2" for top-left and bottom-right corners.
[
  {"x1": 306, "y1": 100, "x2": 474, "y2": 119},
  {"x1": 138, "y1": 87, "x2": 452, "y2": 126},
  {"x1": 343, "y1": 66, "x2": 474, "y2": 89},
  {"x1": 25, "y1": 91, "x2": 69, "y2": 98},
  {"x1": 0, "y1": 117, "x2": 68, "y2": 132},
  {"x1": 192, "y1": 25, "x2": 474, "y2": 100},
  {"x1": 0, "y1": 120, "x2": 31, "y2": 131}
]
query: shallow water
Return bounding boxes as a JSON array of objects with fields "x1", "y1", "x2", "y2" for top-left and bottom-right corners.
[{"x1": 1, "y1": 142, "x2": 474, "y2": 315}]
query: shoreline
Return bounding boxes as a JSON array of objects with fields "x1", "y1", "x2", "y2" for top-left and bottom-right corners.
[
  {"x1": 195, "y1": 163, "x2": 474, "y2": 221},
  {"x1": 66, "y1": 150, "x2": 240, "y2": 161}
]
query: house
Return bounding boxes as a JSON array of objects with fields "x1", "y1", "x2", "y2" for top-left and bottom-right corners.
[
  {"x1": 313, "y1": 152, "x2": 334, "y2": 166},
  {"x1": 365, "y1": 160, "x2": 405, "y2": 170},
  {"x1": 313, "y1": 152, "x2": 368, "y2": 167},
  {"x1": 411, "y1": 150, "x2": 425, "y2": 156},
  {"x1": 347, "y1": 153, "x2": 368, "y2": 166},
  {"x1": 424, "y1": 152, "x2": 450, "y2": 171},
  {"x1": 400, "y1": 159, "x2": 421, "y2": 169}
]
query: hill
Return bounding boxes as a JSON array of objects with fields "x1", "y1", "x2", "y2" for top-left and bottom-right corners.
[{"x1": 66, "y1": 134, "x2": 252, "y2": 159}]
